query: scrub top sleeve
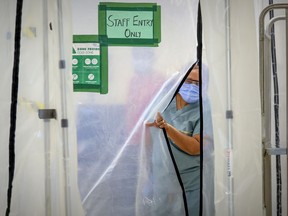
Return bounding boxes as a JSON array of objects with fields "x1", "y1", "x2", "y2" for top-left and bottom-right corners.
[{"x1": 192, "y1": 118, "x2": 201, "y2": 136}]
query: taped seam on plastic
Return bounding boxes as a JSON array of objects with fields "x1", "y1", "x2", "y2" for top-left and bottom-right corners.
[{"x1": 6, "y1": 0, "x2": 24, "y2": 215}]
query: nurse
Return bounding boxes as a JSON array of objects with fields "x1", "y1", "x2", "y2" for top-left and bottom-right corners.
[{"x1": 147, "y1": 63, "x2": 201, "y2": 216}]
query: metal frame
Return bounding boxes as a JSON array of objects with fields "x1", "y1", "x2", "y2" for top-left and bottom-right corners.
[
  {"x1": 259, "y1": 3, "x2": 288, "y2": 216},
  {"x1": 224, "y1": 1, "x2": 234, "y2": 215}
]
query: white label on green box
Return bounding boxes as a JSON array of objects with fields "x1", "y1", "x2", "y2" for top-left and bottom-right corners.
[{"x1": 72, "y1": 43, "x2": 100, "y2": 85}]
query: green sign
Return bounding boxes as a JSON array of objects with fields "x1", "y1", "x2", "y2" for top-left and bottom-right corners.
[
  {"x1": 72, "y1": 35, "x2": 108, "y2": 93},
  {"x1": 72, "y1": 3, "x2": 161, "y2": 93},
  {"x1": 99, "y1": 2, "x2": 161, "y2": 46}
]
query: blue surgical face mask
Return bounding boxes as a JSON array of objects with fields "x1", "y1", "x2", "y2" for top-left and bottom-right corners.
[{"x1": 178, "y1": 83, "x2": 199, "y2": 103}]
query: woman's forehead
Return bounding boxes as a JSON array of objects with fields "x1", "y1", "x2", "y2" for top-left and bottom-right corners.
[
  {"x1": 187, "y1": 69, "x2": 199, "y2": 80},
  {"x1": 193, "y1": 64, "x2": 199, "y2": 69}
]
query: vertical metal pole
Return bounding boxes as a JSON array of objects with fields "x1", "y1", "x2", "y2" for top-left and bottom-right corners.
[
  {"x1": 225, "y1": 0, "x2": 234, "y2": 215},
  {"x1": 285, "y1": 8, "x2": 288, "y2": 214},
  {"x1": 42, "y1": 0, "x2": 51, "y2": 215},
  {"x1": 268, "y1": 2, "x2": 282, "y2": 215},
  {"x1": 56, "y1": 0, "x2": 71, "y2": 215},
  {"x1": 260, "y1": 6, "x2": 273, "y2": 216}
]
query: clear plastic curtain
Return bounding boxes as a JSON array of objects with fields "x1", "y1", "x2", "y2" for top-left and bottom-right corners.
[
  {"x1": 74, "y1": 0, "x2": 288, "y2": 214},
  {"x1": 0, "y1": 0, "x2": 83, "y2": 215},
  {"x1": 76, "y1": 62, "x2": 216, "y2": 216},
  {"x1": 4, "y1": 0, "x2": 288, "y2": 215},
  {"x1": 73, "y1": 0, "x2": 211, "y2": 215},
  {"x1": 201, "y1": 0, "x2": 272, "y2": 215},
  {"x1": 0, "y1": 1, "x2": 15, "y2": 213}
]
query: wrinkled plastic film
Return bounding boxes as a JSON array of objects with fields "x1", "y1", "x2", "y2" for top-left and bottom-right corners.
[
  {"x1": 74, "y1": 1, "x2": 202, "y2": 215},
  {"x1": 202, "y1": 0, "x2": 263, "y2": 215},
  {"x1": 0, "y1": 1, "x2": 16, "y2": 214},
  {"x1": 2, "y1": 0, "x2": 288, "y2": 215},
  {"x1": 0, "y1": 0, "x2": 84, "y2": 215},
  {"x1": 76, "y1": 63, "x2": 205, "y2": 215}
]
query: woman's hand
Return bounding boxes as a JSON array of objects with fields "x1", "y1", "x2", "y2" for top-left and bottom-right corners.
[
  {"x1": 146, "y1": 112, "x2": 200, "y2": 155},
  {"x1": 146, "y1": 112, "x2": 169, "y2": 130}
]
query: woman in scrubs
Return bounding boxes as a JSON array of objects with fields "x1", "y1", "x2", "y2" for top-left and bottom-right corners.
[{"x1": 147, "y1": 63, "x2": 201, "y2": 216}]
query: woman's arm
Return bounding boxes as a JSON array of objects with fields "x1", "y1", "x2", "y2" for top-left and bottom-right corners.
[
  {"x1": 147, "y1": 112, "x2": 200, "y2": 155},
  {"x1": 165, "y1": 124, "x2": 200, "y2": 155}
]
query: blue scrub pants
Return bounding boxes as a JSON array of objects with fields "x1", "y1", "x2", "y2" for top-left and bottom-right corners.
[{"x1": 186, "y1": 189, "x2": 200, "y2": 216}]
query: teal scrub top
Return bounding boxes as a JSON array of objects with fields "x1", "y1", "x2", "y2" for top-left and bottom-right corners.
[{"x1": 163, "y1": 97, "x2": 200, "y2": 192}]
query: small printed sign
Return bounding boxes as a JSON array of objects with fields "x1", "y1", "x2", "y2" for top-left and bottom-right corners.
[
  {"x1": 72, "y1": 35, "x2": 108, "y2": 94},
  {"x1": 72, "y1": 43, "x2": 100, "y2": 85}
]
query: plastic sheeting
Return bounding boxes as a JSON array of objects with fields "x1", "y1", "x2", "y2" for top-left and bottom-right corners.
[
  {"x1": 1, "y1": 0, "x2": 287, "y2": 216},
  {"x1": 201, "y1": 1, "x2": 263, "y2": 215},
  {"x1": 76, "y1": 63, "x2": 215, "y2": 216},
  {"x1": 72, "y1": 0, "x2": 271, "y2": 216},
  {"x1": 73, "y1": 0, "x2": 213, "y2": 215},
  {"x1": 0, "y1": 0, "x2": 83, "y2": 215}
]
